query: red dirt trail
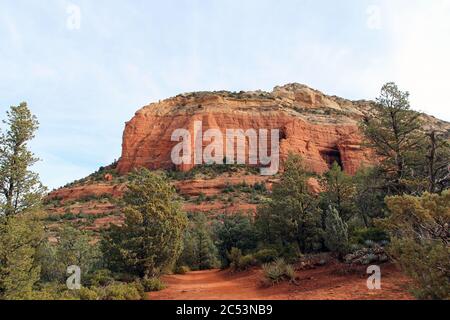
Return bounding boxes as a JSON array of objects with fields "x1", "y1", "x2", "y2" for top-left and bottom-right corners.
[{"x1": 148, "y1": 263, "x2": 414, "y2": 300}]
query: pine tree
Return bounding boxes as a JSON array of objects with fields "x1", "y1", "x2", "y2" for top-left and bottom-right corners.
[
  {"x1": 320, "y1": 162, "x2": 356, "y2": 223},
  {"x1": 0, "y1": 103, "x2": 46, "y2": 299},
  {"x1": 0, "y1": 103, "x2": 46, "y2": 216},
  {"x1": 353, "y1": 166, "x2": 387, "y2": 227},
  {"x1": 424, "y1": 131, "x2": 450, "y2": 193},
  {"x1": 178, "y1": 214, "x2": 219, "y2": 270},
  {"x1": 178, "y1": 227, "x2": 196, "y2": 269},
  {"x1": 0, "y1": 213, "x2": 44, "y2": 299},
  {"x1": 196, "y1": 226, "x2": 219, "y2": 270},
  {"x1": 102, "y1": 169, "x2": 187, "y2": 277},
  {"x1": 361, "y1": 83, "x2": 426, "y2": 194},
  {"x1": 256, "y1": 154, "x2": 322, "y2": 253},
  {"x1": 214, "y1": 213, "x2": 258, "y2": 266}
]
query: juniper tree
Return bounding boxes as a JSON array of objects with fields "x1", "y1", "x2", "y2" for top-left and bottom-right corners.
[
  {"x1": 320, "y1": 162, "x2": 356, "y2": 223},
  {"x1": 0, "y1": 213, "x2": 44, "y2": 299},
  {"x1": 324, "y1": 205, "x2": 349, "y2": 258},
  {"x1": 213, "y1": 213, "x2": 258, "y2": 266},
  {"x1": 195, "y1": 224, "x2": 219, "y2": 270},
  {"x1": 178, "y1": 214, "x2": 219, "y2": 270},
  {"x1": 38, "y1": 226, "x2": 102, "y2": 283},
  {"x1": 380, "y1": 191, "x2": 449, "y2": 244},
  {"x1": 379, "y1": 191, "x2": 450, "y2": 299},
  {"x1": 102, "y1": 169, "x2": 187, "y2": 277},
  {"x1": 0, "y1": 103, "x2": 45, "y2": 216},
  {"x1": 353, "y1": 166, "x2": 387, "y2": 227},
  {"x1": 256, "y1": 154, "x2": 322, "y2": 254}
]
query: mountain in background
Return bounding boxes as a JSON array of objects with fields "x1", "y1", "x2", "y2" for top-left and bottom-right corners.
[{"x1": 44, "y1": 83, "x2": 450, "y2": 234}]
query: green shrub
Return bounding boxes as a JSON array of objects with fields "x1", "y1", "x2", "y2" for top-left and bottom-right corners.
[
  {"x1": 177, "y1": 213, "x2": 220, "y2": 271},
  {"x1": 101, "y1": 282, "x2": 144, "y2": 300},
  {"x1": 86, "y1": 269, "x2": 115, "y2": 287},
  {"x1": 252, "y1": 182, "x2": 267, "y2": 193},
  {"x1": 254, "y1": 249, "x2": 278, "y2": 264},
  {"x1": 28, "y1": 283, "x2": 71, "y2": 300},
  {"x1": 350, "y1": 227, "x2": 389, "y2": 245},
  {"x1": 77, "y1": 287, "x2": 100, "y2": 300},
  {"x1": 238, "y1": 255, "x2": 256, "y2": 270},
  {"x1": 389, "y1": 238, "x2": 449, "y2": 300},
  {"x1": 28, "y1": 283, "x2": 100, "y2": 300},
  {"x1": 175, "y1": 266, "x2": 190, "y2": 275},
  {"x1": 166, "y1": 164, "x2": 259, "y2": 181},
  {"x1": 228, "y1": 247, "x2": 243, "y2": 271},
  {"x1": 283, "y1": 264, "x2": 296, "y2": 282},
  {"x1": 262, "y1": 258, "x2": 296, "y2": 285},
  {"x1": 101, "y1": 169, "x2": 187, "y2": 278},
  {"x1": 141, "y1": 277, "x2": 166, "y2": 292},
  {"x1": 324, "y1": 206, "x2": 349, "y2": 258},
  {"x1": 262, "y1": 261, "x2": 285, "y2": 284},
  {"x1": 214, "y1": 214, "x2": 258, "y2": 266},
  {"x1": 60, "y1": 212, "x2": 77, "y2": 220},
  {"x1": 380, "y1": 191, "x2": 450, "y2": 299},
  {"x1": 196, "y1": 193, "x2": 207, "y2": 204},
  {"x1": 228, "y1": 248, "x2": 255, "y2": 272},
  {"x1": 37, "y1": 226, "x2": 102, "y2": 284},
  {"x1": 237, "y1": 182, "x2": 252, "y2": 193},
  {"x1": 222, "y1": 184, "x2": 235, "y2": 193}
]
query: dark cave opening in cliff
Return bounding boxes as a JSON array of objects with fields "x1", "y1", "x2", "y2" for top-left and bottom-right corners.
[
  {"x1": 279, "y1": 127, "x2": 287, "y2": 141},
  {"x1": 320, "y1": 148, "x2": 343, "y2": 169}
]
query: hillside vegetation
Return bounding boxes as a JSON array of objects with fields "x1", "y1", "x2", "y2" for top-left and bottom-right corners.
[{"x1": 1, "y1": 83, "x2": 449, "y2": 300}]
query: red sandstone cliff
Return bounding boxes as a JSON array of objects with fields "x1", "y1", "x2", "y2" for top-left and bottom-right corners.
[
  {"x1": 46, "y1": 83, "x2": 450, "y2": 230},
  {"x1": 117, "y1": 84, "x2": 376, "y2": 175}
]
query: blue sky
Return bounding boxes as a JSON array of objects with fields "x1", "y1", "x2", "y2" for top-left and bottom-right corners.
[{"x1": 1, "y1": 0, "x2": 449, "y2": 189}]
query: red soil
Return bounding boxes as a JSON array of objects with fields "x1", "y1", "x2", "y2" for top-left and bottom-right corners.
[{"x1": 148, "y1": 263, "x2": 414, "y2": 300}]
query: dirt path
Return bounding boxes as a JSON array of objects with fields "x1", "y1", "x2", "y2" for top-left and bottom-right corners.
[{"x1": 148, "y1": 263, "x2": 414, "y2": 300}]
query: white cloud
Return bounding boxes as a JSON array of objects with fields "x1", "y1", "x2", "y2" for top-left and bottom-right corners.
[{"x1": 66, "y1": 3, "x2": 81, "y2": 31}]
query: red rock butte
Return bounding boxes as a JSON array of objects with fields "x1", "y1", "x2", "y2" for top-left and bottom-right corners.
[
  {"x1": 117, "y1": 83, "x2": 377, "y2": 175},
  {"x1": 46, "y1": 83, "x2": 450, "y2": 221}
]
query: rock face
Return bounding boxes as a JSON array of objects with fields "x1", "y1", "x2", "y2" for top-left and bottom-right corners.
[
  {"x1": 49, "y1": 183, "x2": 126, "y2": 203},
  {"x1": 117, "y1": 84, "x2": 375, "y2": 175},
  {"x1": 46, "y1": 83, "x2": 449, "y2": 230}
]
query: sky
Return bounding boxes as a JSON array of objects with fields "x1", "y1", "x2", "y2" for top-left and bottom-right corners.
[{"x1": 0, "y1": 0, "x2": 449, "y2": 190}]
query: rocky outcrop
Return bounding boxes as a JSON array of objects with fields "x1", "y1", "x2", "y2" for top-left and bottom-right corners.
[
  {"x1": 117, "y1": 84, "x2": 376, "y2": 175},
  {"x1": 344, "y1": 245, "x2": 389, "y2": 265},
  {"x1": 45, "y1": 83, "x2": 450, "y2": 230},
  {"x1": 49, "y1": 183, "x2": 126, "y2": 203},
  {"x1": 174, "y1": 176, "x2": 271, "y2": 197}
]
